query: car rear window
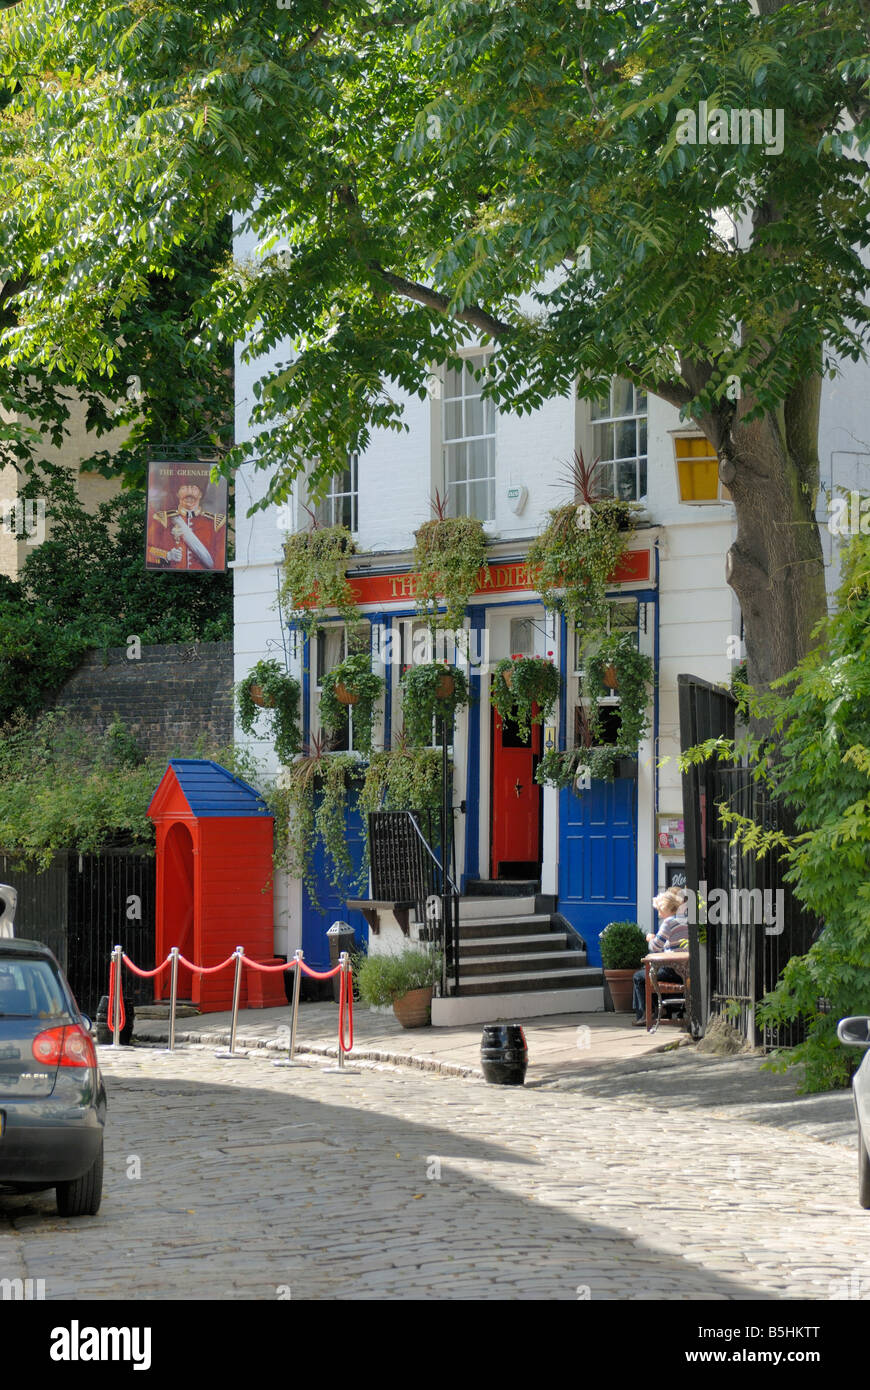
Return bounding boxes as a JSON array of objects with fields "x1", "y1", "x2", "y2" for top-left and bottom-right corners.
[{"x1": 0, "y1": 958, "x2": 70, "y2": 1020}]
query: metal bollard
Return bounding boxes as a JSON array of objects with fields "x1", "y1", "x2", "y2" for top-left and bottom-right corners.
[
  {"x1": 168, "y1": 947, "x2": 179, "y2": 1052},
  {"x1": 273, "y1": 949, "x2": 304, "y2": 1069},
  {"x1": 111, "y1": 944, "x2": 123, "y2": 1049},
  {"x1": 215, "y1": 946, "x2": 247, "y2": 1060},
  {"x1": 323, "y1": 952, "x2": 358, "y2": 1075}
]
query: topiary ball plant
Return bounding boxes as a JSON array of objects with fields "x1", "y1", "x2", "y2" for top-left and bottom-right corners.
[{"x1": 599, "y1": 920, "x2": 648, "y2": 971}]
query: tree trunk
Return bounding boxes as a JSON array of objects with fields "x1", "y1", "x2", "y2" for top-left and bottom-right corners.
[{"x1": 701, "y1": 375, "x2": 828, "y2": 692}]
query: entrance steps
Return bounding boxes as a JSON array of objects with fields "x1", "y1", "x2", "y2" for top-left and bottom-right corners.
[{"x1": 428, "y1": 890, "x2": 604, "y2": 1027}]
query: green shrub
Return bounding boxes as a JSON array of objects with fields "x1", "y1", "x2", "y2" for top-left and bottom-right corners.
[
  {"x1": 599, "y1": 920, "x2": 647, "y2": 971},
  {"x1": 355, "y1": 947, "x2": 439, "y2": 1006}
]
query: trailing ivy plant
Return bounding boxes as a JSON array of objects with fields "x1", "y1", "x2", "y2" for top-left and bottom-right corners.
[
  {"x1": 413, "y1": 498, "x2": 486, "y2": 632},
  {"x1": 272, "y1": 734, "x2": 366, "y2": 905},
  {"x1": 360, "y1": 741, "x2": 448, "y2": 818},
  {"x1": 319, "y1": 651, "x2": 384, "y2": 757},
  {"x1": 535, "y1": 745, "x2": 623, "y2": 790},
  {"x1": 583, "y1": 635, "x2": 653, "y2": 749},
  {"x1": 281, "y1": 522, "x2": 359, "y2": 636},
  {"x1": 399, "y1": 662, "x2": 470, "y2": 746},
  {"x1": 236, "y1": 659, "x2": 301, "y2": 764},
  {"x1": 490, "y1": 655, "x2": 560, "y2": 741},
  {"x1": 527, "y1": 454, "x2": 638, "y2": 655}
]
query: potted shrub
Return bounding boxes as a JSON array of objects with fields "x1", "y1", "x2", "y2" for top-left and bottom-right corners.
[
  {"x1": 319, "y1": 651, "x2": 384, "y2": 756},
  {"x1": 400, "y1": 661, "x2": 470, "y2": 746},
  {"x1": 490, "y1": 654, "x2": 560, "y2": 741},
  {"x1": 413, "y1": 491, "x2": 487, "y2": 632},
  {"x1": 599, "y1": 920, "x2": 648, "y2": 1012},
  {"x1": 236, "y1": 659, "x2": 301, "y2": 764},
  {"x1": 355, "y1": 947, "x2": 440, "y2": 1028}
]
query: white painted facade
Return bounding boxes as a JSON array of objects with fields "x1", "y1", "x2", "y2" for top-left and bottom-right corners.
[{"x1": 232, "y1": 221, "x2": 870, "y2": 967}]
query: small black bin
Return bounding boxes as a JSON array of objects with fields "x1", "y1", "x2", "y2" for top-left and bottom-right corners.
[{"x1": 480, "y1": 1022, "x2": 528, "y2": 1086}]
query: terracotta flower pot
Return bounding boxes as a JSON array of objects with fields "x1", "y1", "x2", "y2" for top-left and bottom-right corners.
[
  {"x1": 435, "y1": 672, "x2": 455, "y2": 699},
  {"x1": 392, "y1": 985, "x2": 433, "y2": 1029},
  {"x1": 249, "y1": 683, "x2": 274, "y2": 709},
  {"x1": 603, "y1": 664, "x2": 619, "y2": 690},
  {"x1": 335, "y1": 682, "x2": 359, "y2": 706},
  {"x1": 604, "y1": 968, "x2": 636, "y2": 1012}
]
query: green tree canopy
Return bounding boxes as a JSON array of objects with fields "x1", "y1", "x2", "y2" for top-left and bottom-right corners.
[{"x1": 1, "y1": 0, "x2": 868, "y2": 684}]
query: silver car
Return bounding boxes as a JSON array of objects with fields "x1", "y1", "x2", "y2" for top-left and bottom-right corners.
[{"x1": 837, "y1": 1016, "x2": 870, "y2": 1209}]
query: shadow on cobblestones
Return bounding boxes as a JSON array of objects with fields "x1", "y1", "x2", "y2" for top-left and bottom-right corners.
[{"x1": 0, "y1": 1060, "x2": 788, "y2": 1301}]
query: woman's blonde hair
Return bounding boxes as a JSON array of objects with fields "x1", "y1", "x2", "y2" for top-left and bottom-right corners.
[{"x1": 653, "y1": 888, "x2": 687, "y2": 916}]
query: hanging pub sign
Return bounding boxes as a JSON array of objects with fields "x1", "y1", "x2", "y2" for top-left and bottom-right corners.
[{"x1": 144, "y1": 460, "x2": 228, "y2": 573}]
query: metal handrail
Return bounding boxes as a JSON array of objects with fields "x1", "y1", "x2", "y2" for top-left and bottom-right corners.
[{"x1": 406, "y1": 812, "x2": 460, "y2": 896}]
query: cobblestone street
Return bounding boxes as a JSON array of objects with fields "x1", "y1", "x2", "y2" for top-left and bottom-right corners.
[{"x1": 0, "y1": 1042, "x2": 866, "y2": 1301}]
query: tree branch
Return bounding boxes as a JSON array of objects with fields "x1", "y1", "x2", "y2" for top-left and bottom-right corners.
[{"x1": 370, "y1": 264, "x2": 515, "y2": 339}]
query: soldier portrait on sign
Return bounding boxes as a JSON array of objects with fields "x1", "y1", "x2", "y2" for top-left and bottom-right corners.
[{"x1": 145, "y1": 461, "x2": 228, "y2": 573}]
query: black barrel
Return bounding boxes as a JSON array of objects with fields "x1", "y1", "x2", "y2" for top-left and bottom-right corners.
[{"x1": 480, "y1": 1022, "x2": 528, "y2": 1086}]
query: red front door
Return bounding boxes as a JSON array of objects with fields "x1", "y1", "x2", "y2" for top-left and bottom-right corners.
[{"x1": 491, "y1": 710, "x2": 542, "y2": 878}]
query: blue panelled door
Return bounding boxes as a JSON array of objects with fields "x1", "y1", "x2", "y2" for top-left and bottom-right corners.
[
  {"x1": 558, "y1": 779, "x2": 638, "y2": 968},
  {"x1": 301, "y1": 797, "x2": 368, "y2": 970}
]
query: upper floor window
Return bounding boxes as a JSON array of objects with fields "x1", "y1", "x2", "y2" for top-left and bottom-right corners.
[
  {"x1": 590, "y1": 378, "x2": 647, "y2": 502},
  {"x1": 312, "y1": 453, "x2": 359, "y2": 532},
  {"x1": 443, "y1": 354, "x2": 495, "y2": 521}
]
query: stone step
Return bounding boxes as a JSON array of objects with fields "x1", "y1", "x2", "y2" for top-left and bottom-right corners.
[
  {"x1": 458, "y1": 932, "x2": 571, "y2": 956},
  {"x1": 458, "y1": 950, "x2": 582, "y2": 978},
  {"x1": 464, "y1": 878, "x2": 541, "y2": 898},
  {"x1": 456, "y1": 914, "x2": 554, "y2": 936},
  {"x1": 431, "y1": 985, "x2": 605, "y2": 1026},
  {"x1": 445, "y1": 965, "x2": 602, "y2": 996},
  {"x1": 455, "y1": 896, "x2": 538, "y2": 922}
]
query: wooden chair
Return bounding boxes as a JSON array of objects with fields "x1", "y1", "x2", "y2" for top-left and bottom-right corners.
[{"x1": 648, "y1": 967, "x2": 686, "y2": 1034}]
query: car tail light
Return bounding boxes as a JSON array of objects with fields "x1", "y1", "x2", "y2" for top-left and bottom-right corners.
[{"x1": 32, "y1": 1025, "x2": 97, "y2": 1069}]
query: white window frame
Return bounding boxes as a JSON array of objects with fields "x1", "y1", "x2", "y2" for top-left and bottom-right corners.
[
  {"x1": 312, "y1": 620, "x2": 371, "y2": 752},
  {"x1": 588, "y1": 378, "x2": 648, "y2": 503},
  {"x1": 305, "y1": 453, "x2": 359, "y2": 533},
  {"x1": 439, "y1": 351, "x2": 496, "y2": 522}
]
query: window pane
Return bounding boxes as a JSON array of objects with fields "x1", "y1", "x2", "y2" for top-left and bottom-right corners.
[
  {"x1": 464, "y1": 393, "x2": 484, "y2": 438},
  {"x1": 444, "y1": 365, "x2": 463, "y2": 398},
  {"x1": 611, "y1": 377, "x2": 634, "y2": 417},
  {"x1": 615, "y1": 418, "x2": 637, "y2": 460},
  {"x1": 638, "y1": 458, "x2": 647, "y2": 497},
  {"x1": 634, "y1": 386, "x2": 647, "y2": 412},
  {"x1": 448, "y1": 479, "x2": 467, "y2": 516},
  {"x1": 616, "y1": 460, "x2": 638, "y2": 500},
  {"x1": 593, "y1": 422, "x2": 614, "y2": 461},
  {"x1": 510, "y1": 618, "x2": 535, "y2": 655},
  {"x1": 467, "y1": 439, "x2": 492, "y2": 480},
  {"x1": 444, "y1": 399, "x2": 463, "y2": 440},
  {"x1": 638, "y1": 417, "x2": 647, "y2": 454},
  {"x1": 468, "y1": 479, "x2": 493, "y2": 520},
  {"x1": 590, "y1": 394, "x2": 610, "y2": 420}
]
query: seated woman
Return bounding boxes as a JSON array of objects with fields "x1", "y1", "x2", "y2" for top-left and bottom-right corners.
[{"x1": 632, "y1": 888, "x2": 689, "y2": 1026}]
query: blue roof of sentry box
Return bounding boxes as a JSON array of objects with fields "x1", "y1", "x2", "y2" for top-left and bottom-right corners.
[{"x1": 161, "y1": 759, "x2": 270, "y2": 818}]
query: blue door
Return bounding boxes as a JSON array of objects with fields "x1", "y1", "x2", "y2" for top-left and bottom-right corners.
[
  {"x1": 301, "y1": 799, "x2": 368, "y2": 970},
  {"x1": 558, "y1": 779, "x2": 638, "y2": 968}
]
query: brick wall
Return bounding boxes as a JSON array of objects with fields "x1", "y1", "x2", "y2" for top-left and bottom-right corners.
[{"x1": 51, "y1": 642, "x2": 234, "y2": 758}]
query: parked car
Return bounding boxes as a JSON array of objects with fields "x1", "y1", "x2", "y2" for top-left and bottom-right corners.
[
  {"x1": 0, "y1": 937, "x2": 106, "y2": 1216},
  {"x1": 837, "y1": 1015, "x2": 870, "y2": 1209}
]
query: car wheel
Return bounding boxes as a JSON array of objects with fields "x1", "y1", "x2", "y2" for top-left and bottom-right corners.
[
  {"x1": 859, "y1": 1121, "x2": 870, "y2": 1210},
  {"x1": 55, "y1": 1140, "x2": 103, "y2": 1218}
]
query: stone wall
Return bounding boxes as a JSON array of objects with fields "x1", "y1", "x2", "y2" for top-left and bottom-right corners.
[{"x1": 52, "y1": 641, "x2": 234, "y2": 758}]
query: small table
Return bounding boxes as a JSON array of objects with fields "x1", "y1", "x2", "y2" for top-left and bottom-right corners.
[{"x1": 642, "y1": 950, "x2": 690, "y2": 1030}]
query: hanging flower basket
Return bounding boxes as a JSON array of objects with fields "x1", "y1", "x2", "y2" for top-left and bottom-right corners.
[
  {"x1": 235, "y1": 660, "x2": 301, "y2": 765},
  {"x1": 490, "y1": 655, "x2": 560, "y2": 741},
  {"x1": 334, "y1": 682, "x2": 359, "y2": 707},
  {"x1": 319, "y1": 652, "x2": 385, "y2": 755},
  {"x1": 248, "y1": 683, "x2": 273, "y2": 709},
  {"x1": 603, "y1": 664, "x2": 619, "y2": 690},
  {"x1": 399, "y1": 662, "x2": 470, "y2": 747},
  {"x1": 435, "y1": 671, "x2": 455, "y2": 700}
]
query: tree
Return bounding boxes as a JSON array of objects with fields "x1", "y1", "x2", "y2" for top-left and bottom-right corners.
[{"x1": 1, "y1": 0, "x2": 868, "y2": 688}]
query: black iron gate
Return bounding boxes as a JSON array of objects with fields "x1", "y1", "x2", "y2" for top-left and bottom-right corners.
[
  {"x1": 678, "y1": 676, "x2": 819, "y2": 1045},
  {"x1": 0, "y1": 847, "x2": 156, "y2": 1017}
]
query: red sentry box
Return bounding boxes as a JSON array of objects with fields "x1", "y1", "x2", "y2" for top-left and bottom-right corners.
[{"x1": 246, "y1": 960, "x2": 289, "y2": 1009}]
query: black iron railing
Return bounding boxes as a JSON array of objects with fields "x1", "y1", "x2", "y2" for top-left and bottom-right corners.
[{"x1": 367, "y1": 808, "x2": 460, "y2": 997}]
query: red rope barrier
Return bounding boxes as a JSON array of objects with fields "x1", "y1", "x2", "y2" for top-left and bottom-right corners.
[
  {"x1": 298, "y1": 960, "x2": 342, "y2": 980},
  {"x1": 241, "y1": 956, "x2": 297, "y2": 974},
  {"x1": 121, "y1": 954, "x2": 171, "y2": 980},
  {"x1": 107, "y1": 959, "x2": 125, "y2": 1034},
  {"x1": 339, "y1": 967, "x2": 354, "y2": 1053},
  {"x1": 176, "y1": 952, "x2": 238, "y2": 976}
]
